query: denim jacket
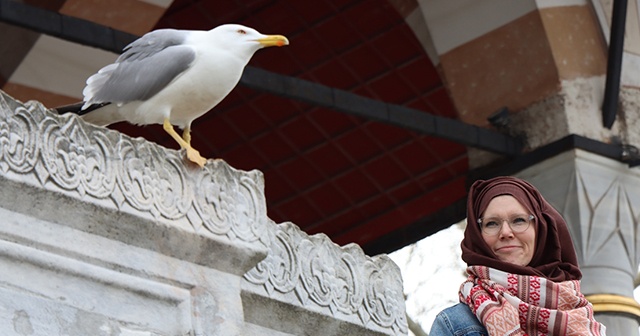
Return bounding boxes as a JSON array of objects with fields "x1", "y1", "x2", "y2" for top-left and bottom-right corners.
[{"x1": 429, "y1": 303, "x2": 488, "y2": 336}]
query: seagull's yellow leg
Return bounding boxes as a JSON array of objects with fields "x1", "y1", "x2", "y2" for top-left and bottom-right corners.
[
  {"x1": 182, "y1": 126, "x2": 191, "y2": 145},
  {"x1": 163, "y1": 119, "x2": 206, "y2": 167}
]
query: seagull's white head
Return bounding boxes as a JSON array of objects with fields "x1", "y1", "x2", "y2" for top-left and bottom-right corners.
[{"x1": 206, "y1": 24, "x2": 289, "y2": 57}]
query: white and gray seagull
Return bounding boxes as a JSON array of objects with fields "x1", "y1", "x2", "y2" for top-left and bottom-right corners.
[{"x1": 58, "y1": 24, "x2": 289, "y2": 167}]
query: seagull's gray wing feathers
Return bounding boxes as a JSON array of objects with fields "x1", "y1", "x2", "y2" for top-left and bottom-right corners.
[
  {"x1": 118, "y1": 29, "x2": 189, "y2": 62},
  {"x1": 83, "y1": 30, "x2": 195, "y2": 108}
]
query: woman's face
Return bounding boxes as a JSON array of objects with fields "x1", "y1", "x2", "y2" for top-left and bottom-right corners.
[{"x1": 481, "y1": 195, "x2": 536, "y2": 266}]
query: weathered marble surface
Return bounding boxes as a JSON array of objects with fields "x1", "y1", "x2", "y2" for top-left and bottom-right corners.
[{"x1": 0, "y1": 90, "x2": 407, "y2": 336}]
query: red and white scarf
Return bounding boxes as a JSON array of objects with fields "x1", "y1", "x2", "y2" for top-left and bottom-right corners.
[{"x1": 460, "y1": 266, "x2": 606, "y2": 336}]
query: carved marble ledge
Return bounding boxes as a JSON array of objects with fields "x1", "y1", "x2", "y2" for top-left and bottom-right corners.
[
  {"x1": 0, "y1": 90, "x2": 408, "y2": 335},
  {"x1": 243, "y1": 221, "x2": 408, "y2": 335},
  {"x1": 0, "y1": 90, "x2": 271, "y2": 275}
]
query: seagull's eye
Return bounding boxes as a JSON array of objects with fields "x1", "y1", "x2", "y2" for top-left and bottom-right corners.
[{"x1": 237, "y1": 29, "x2": 247, "y2": 35}]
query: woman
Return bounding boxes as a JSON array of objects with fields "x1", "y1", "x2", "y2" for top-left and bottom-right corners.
[{"x1": 430, "y1": 176, "x2": 605, "y2": 335}]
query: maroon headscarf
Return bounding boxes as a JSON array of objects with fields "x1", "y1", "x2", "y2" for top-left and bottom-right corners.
[{"x1": 461, "y1": 176, "x2": 581, "y2": 281}]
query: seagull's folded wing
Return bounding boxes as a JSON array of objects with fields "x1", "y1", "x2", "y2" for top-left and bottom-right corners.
[{"x1": 83, "y1": 31, "x2": 196, "y2": 108}]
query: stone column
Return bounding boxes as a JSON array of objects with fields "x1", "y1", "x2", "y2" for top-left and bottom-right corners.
[{"x1": 518, "y1": 149, "x2": 640, "y2": 335}]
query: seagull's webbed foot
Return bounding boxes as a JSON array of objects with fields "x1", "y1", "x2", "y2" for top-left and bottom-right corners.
[
  {"x1": 163, "y1": 119, "x2": 207, "y2": 168},
  {"x1": 185, "y1": 147, "x2": 207, "y2": 168},
  {"x1": 181, "y1": 126, "x2": 206, "y2": 167}
]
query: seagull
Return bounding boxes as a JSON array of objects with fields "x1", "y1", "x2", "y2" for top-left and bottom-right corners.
[{"x1": 56, "y1": 24, "x2": 288, "y2": 167}]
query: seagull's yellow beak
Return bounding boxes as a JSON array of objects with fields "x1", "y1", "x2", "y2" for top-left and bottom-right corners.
[{"x1": 256, "y1": 35, "x2": 289, "y2": 47}]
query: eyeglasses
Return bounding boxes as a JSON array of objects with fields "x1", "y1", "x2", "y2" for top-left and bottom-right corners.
[{"x1": 477, "y1": 214, "x2": 535, "y2": 236}]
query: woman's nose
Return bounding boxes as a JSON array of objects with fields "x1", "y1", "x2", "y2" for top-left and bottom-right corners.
[{"x1": 498, "y1": 220, "x2": 514, "y2": 238}]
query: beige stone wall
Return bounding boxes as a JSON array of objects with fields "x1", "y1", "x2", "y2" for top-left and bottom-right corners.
[
  {"x1": 439, "y1": 11, "x2": 560, "y2": 127},
  {"x1": 404, "y1": 0, "x2": 640, "y2": 154},
  {"x1": 539, "y1": 5, "x2": 607, "y2": 80}
]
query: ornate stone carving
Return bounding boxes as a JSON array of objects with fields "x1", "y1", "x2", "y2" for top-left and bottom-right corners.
[
  {"x1": 244, "y1": 222, "x2": 407, "y2": 335},
  {"x1": 0, "y1": 91, "x2": 268, "y2": 247},
  {"x1": 0, "y1": 97, "x2": 41, "y2": 174},
  {"x1": 0, "y1": 90, "x2": 407, "y2": 335}
]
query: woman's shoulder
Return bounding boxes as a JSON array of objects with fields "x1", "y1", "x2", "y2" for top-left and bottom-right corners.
[{"x1": 429, "y1": 303, "x2": 488, "y2": 336}]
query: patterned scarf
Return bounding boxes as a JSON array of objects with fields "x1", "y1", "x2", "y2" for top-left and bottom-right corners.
[{"x1": 460, "y1": 266, "x2": 606, "y2": 336}]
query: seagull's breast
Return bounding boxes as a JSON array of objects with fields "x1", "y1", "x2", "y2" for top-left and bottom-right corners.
[{"x1": 131, "y1": 44, "x2": 247, "y2": 128}]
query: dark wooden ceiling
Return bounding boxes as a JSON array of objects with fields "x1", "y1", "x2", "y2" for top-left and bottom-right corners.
[{"x1": 2, "y1": 0, "x2": 629, "y2": 254}]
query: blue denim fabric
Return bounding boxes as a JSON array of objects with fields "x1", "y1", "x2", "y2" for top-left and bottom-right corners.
[{"x1": 429, "y1": 303, "x2": 488, "y2": 336}]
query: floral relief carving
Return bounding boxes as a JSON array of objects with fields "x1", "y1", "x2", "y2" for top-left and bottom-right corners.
[
  {"x1": 0, "y1": 102, "x2": 40, "y2": 174},
  {"x1": 193, "y1": 164, "x2": 269, "y2": 245},
  {"x1": 40, "y1": 115, "x2": 117, "y2": 199},
  {"x1": 116, "y1": 139, "x2": 192, "y2": 220},
  {"x1": 246, "y1": 222, "x2": 300, "y2": 296},
  {"x1": 362, "y1": 256, "x2": 406, "y2": 331},
  {"x1": 298, "y1": 237, "x2": 362, "y2": 316},
  {"x1": 244, "y1": 222, "x2": 407, "y2": 335}
]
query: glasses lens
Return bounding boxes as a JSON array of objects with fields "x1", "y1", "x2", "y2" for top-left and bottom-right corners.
[
  {"x1": 478, "y1": 214, "x2": 533, "y2": 235},
  {"x1": 509, "y1": 215, "x2": 531, "y2": 232}
]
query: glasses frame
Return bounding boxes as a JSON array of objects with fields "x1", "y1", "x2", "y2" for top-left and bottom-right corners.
[{"x1": 477, "y1": 214, "x2": 535, "y2": 236}]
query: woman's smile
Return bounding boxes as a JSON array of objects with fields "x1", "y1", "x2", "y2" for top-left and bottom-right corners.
[{"x1": 496, "y1": 245, "x2": 520, "y2": 252}]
